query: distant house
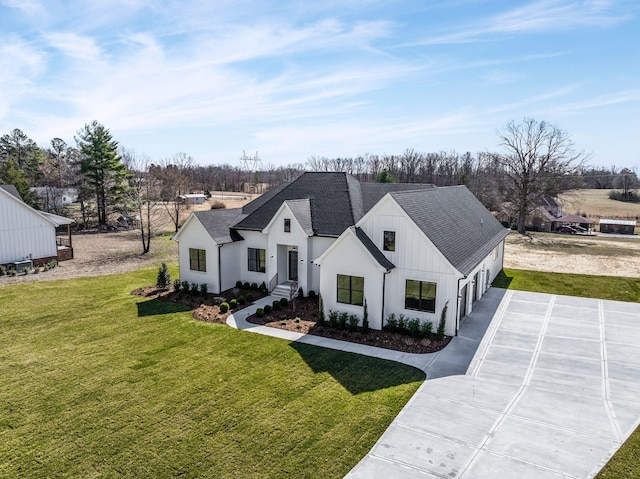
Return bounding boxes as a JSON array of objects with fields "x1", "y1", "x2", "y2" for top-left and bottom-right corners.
[
  {"x1": 173, "y1": 172, "x2": 508, "y2": 336},
  {"x1": 178, "y1": 194, "x2": 207, "y2": 205},
  {"x1": 599, "y1": 219, "x2": 636, "y2": 235},
  {"x1": 31, "y1": 187, "x2": 78, "y2": 211},
  {"x1": 0, "y1": 185, "x2": 75, "y2": 267},
  {"x1": 498, "y1": 196, "x2": 563, "y2": 232}
]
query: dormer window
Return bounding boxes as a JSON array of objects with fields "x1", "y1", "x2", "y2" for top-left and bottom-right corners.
[
  {"x1": 284, "y1": 218, "x2": 291, "y2": 233},
  {"x1": 383, "y1": 231, "x2": 395, "y2": 251}
]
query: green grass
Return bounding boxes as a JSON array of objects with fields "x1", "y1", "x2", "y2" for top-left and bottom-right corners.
[
  {"x1": 597, "y1": 427, "x2": 640, "y2": 478},
  {"x1": 0, "y1": 267, "x2": 424, "y2": 478},
  {"x1": 493, "y1": 268, "x2": 640, "y2": 302}
]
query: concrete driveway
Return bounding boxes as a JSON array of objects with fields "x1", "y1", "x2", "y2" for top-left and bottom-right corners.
[{"x1": 347, "y1": 289, "x2": 640, "y2": 478}]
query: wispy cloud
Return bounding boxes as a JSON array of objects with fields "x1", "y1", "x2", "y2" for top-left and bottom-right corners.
[
  {"x1": 415, "y1": 0, "x2": 632, "y2": 45},
  {"x1": 539, "y1": 89, "x2": 640, "y2": 114},
  {"x1": 1, "y1": 0, "x2": 46, "y2": 17},
  {"x1": 45, "y1": 32, "x2": 105, "y2": 62}
]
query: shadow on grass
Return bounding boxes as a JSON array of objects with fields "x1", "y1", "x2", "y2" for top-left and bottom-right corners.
[
  {"x1": 492, "y1": 270, "x2": 513, "y2": 289},
  {"x1": 137, "y1": 298, "x2": 192, "y2": 317},
  {"x1": 289, "y1": 342, "x2": 425, "y2": 395}
]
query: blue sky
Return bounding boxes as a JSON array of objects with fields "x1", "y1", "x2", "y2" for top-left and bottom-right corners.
[{"x1": 1, "y1": 0, "x2": 638, "y2": 169}]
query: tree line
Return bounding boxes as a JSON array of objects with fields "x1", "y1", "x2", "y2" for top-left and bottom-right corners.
[{"x1": 1, "y1": 118, "x2": 638, "y2": 248}]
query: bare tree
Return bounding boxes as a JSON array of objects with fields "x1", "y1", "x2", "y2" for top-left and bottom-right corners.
[
  {"x1": 497, "y1": 118, "x2": 588, "y2": 234},
  {"x1": 157, "y1": 153, "x2": 194, "y2": 232}
]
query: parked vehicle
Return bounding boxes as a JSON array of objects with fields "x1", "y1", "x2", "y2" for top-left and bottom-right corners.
[{"x1": 557, "y1": 225, "x2": 578, "y2": 234}]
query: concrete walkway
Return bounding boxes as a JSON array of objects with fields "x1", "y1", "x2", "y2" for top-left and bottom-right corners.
[{"x1": 227, "y1": 290, "x2": 640, "y2": 478}]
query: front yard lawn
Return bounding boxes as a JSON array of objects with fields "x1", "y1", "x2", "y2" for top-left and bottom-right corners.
[{"x1": 0, "y1": 267, "x2": 424, "y2": 478}]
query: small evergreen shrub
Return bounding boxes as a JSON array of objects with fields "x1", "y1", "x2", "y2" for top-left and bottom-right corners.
[
  {"x1": 420, "y1": 320, "x2": 433, "y2": 337},
  {"x1": 259, "y1": 281, "x2": 267, "y2": 293},
  {"x1": 246, "y1": 293, "x2": 254, "y2": 302},
  {"x1": 297, "y1": 287, "x2": 304, "y2": 298},
  {"x1": 436, "y1": 301, "x2": 449, "y2": 340},
  {"x1": 200, "y1": 283, "x2": 208, "y2": 295},
  {"x1": 250, "y1": 282, "x2": 258, "y2": 290},
  {"x1": 238, "y1": 295, "x2": 246, "y2": 305},
  {"x1": 156, "y1": 263, "x2": 171, "y2": 289},
  {"x1": 385, "y1": 313, "x2": 398, "y2": 332},
  {"x1": 229, "y1": 298, "x2": 238, "y2": 309},
  {"x1": 181, "y1": 280, "x2": 190, "y2": 293},
  {"x1": 219, "y1": 302, "x2": 229, "y2": 313},
  {"x1": 272, "y1": 300, "x2": 281, "y2": 310},
  {"x1": 348, "y1": 314, "x2": 359, "y2": 331},
  {"x1": 338, "y1": 312, "x2": 348, "y2": 330},
  {"x1": 0, "y1": 265, "x2": 6, "y2": 276},
  {"x1": 407, "y1": 318, "x2": 421, "y2": 337},
  {"x1": 362, "y1": 300, "x2": 369, "y2": 333},
  {"x1": 308, "y1": 290, "x2": 316, "y2": 298},
  {"x1": 264, "y1": 304, "x2": 272, "y2": 314},
  {"x1": 397, "y1": 314, "x2": 407, "y2": 331},
  {"x1": 280, "y1": 298, "x2": 288, "y2": 308},
  {"x1": 235, "y1": 280, "x2": 243, "y2": 288},
  {"x1": 243, "y1": 282, "x2": 250, "y2": 289},
  {"x1": 328, "y1": 310, "x2": 338, "y2": 328},
  {"x1": 317, "y1": 294, "x2": 325, "y2": 325},
  {"x1": 190, "y1": 282, "x2": 199, "y2": 295},
  {"x1": 256, "y1": 308, "x2": 265, "y2": 317},
  {"x1": 173, "y1": 279, "x2": 181, "y2": 291},
  {"x1": 8, "y1": 269, "x2": 17, "y2": 276}
]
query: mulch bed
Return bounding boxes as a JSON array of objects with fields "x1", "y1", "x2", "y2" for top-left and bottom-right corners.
[{"x1": 132, "y1": 287, "x2": 452, "y2": 354}]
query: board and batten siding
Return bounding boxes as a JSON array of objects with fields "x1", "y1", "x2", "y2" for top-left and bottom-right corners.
[
  {"x1": 176, "y1": 216, "x2": 220, "y2": 293},
  {"x1": 358, "y1": 195, "x2": 461, "y2": 335},
  {"x1": 0, "y1": 191, "x2": 57, "y2": 264}
]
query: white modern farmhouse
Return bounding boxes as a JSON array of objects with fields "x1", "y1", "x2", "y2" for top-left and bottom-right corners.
[{"x1": 173, "y1": 172, "x2": 508, "y2": 335}]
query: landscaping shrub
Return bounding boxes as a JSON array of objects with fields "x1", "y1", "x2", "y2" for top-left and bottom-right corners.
[
  {"x1": 385, "y1": 313, "x2": 398, "y2": 332},
  {"x1": 407, "y1": 318, "x2": 421, "y2": 337},
  {"x1": 156, "y1": 263, "x2": 171, "y2": 289},
  {"x1": 190, "y1": 282, "x2": 199, "y2": 295},
  {"x1": 235, "y1": 280, "x2": 243, "y2": 288},
  {"x1": 181, "y1": 280, "x2": 190, "y2": 293},
  {"x1": 397, "y1": 314, "x2": 407, "y2": 332},
  {"x1": 238, "y1": 295, "x2": 246, "y2": 305},
  {"x1": 0, "y1": 265, "x2": 6, "y2": 276},
  {"x1": 246, "y1": 293, "x2": 254, "y2": 302},
  {"x1": 264, "y1": 304, "x2": 272, "y2": 314},
  {"x1": 348, "y1": 314, "x2": 359, "y2": 331},
  {"x1": 256, "y1": 308, "x2": 264, "y2": 317},
  {"x1": 308, "y1": 290, "x2": 316, "y2": 298},
  {"x1": 229, "y1": 299, "x2": 238, "y2": 309},
  {"x1": 420, "y1": 320, "x2": 433, "y2": 338},
  {"x1": 280, "y1": 298, "x2": 288, "y2": 308},
  {"x1": 328, "y1": 310, "x2": 338, "y2": 328},
  {"x1": 200, "y1": 283, "x2": 208, "y2": 295},
  {"x1": 219, "y1": 302, "x2": 229, "y2": 313},
  {"x1": 362, "y1": 300, "x2": 369, "y2": 333},
  {"x1": 338, "y1": 312, "x2": 348, "y2": 330},
  {"x1": 436, "y1": 301, "x2": 449, "y2": 340},
  {"x1": 8, "y1": 269, "x2": 17, "y2": 276},
  {"x1": 250, "y1": 282, "x2": 258, "y2": 290},
  {"x1": 243, "y1": 282, "x2": 250, "y2": 289},
  {"x1": 259, "y1": 281, "x2": 267, "y2": 293},
  {"x1": 297, "y1": 287, "x2": 304, "y2": 298},
  {"x1": 173, "y1": 279, "x2": 181, "y2": 291},
  {"x1": 272, "y1": 300, "x2": 281, "y2": 310},
  {"x1": 317, "y1": 294, "x2": 325, "y2": 325}
]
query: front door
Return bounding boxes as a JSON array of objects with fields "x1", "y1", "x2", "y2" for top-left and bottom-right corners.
[{"x1": 288, "y1": 250, "x2": 298, "y2": 281}]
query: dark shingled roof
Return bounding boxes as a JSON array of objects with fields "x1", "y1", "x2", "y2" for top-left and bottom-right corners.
[
  {"x1": 234, "y1": 172, "x2": 360, "y2": 236},
  {"x1": 194, "y1": 208, "x2": 244, "y2": 244},
  {"x1": 390, "y1": 186, "x2": 509, "y2": 276},
  {"x1": 353, "y1": 227, "x2": 395, "y2": 271},
  {"x1": 0, "y1": 184, "x2": 23, "y2": 201},
  {"x1": 360, "y1": 183, "x2": 435, "y2": 213}
]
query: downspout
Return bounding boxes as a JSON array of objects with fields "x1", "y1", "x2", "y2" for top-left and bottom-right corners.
[
  {"x1": 381, "y1": 269, "x2": 390, "y2": 329},
  {"x1": 456, "y1": 275, "x2": 467, "y2": 336},
  {"x1": 217, "y1": 244, "x2": 223, "y2": 294}
]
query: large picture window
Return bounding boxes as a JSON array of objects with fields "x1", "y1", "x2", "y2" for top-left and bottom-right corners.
[
  {"x1": 405, "y1": 280, "x2": 436, "y2": 313},
  {"x1": 189, "y1": 248, "x2": 206, "y2": 272},
  {"x1": 248, "y1": 248, "x2": 266, "y2": 273},
  {"x1": 337, "y1": 274, "x2": 364, "y2": 306}
]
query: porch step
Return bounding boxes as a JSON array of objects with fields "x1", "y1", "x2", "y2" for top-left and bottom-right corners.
[{"x1": 271, "y1": 284, "x2": 292, "y2": 299}]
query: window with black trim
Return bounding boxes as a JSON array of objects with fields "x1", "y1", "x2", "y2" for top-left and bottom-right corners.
[
  {"x1": 405, "y1": 280, "x2": 436, "y2": 313},
  {"x1": 337, "y1": 274, "x2": 364, "y2": 306},
  {"x1": 383, "y1": 231, "x2": 396, "y2": 251},
  {"x1": 189, "y1": 248, "x2": 206, "y2": 272},
  {"x1": 248, "y1": 248, "x2": 266, "y2": 273},
  {"x1": 284, "y1": 218, "x2": 291, "y2": 232}
]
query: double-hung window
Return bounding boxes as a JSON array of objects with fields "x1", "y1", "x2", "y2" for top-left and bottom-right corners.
[
  {"x1": 189, "y1": 248, "x2": 206, "y2": 272},
  {"x1": 405, "y1": 280, "x2": 436, "y2": 313},
  {"x1": 248, "y1": 248, "x2": 266, "y2": 273},
  {"x1": 337, "y1": 274, "x2": 364, "y2": 306},
  {"x1": 284, "y1": 218, "x2": 291, "y2": 232}
]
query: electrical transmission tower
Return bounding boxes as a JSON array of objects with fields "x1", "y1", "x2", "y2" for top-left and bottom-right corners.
[{"x1": 239, "y1": 150, "x2": 262, "y2": 195}]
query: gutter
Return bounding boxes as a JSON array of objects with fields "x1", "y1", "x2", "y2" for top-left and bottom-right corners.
[
  {"x1": 381, "y1": 269, "x2": 391, "y2": 329},
  {"x1": 455, "y1": 274, "x2": 467, "y2": 336},
  {"x1": 218, "y1": 244, "x2": 223, "y2": 294}
]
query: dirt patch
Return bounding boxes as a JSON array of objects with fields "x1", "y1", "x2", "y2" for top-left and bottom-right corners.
[{"x1": 504, "y1": 232, "x2": 640, "y2": 278}]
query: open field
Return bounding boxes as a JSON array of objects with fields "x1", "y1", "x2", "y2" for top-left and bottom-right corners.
[
  {"x1": 0, "y1": 268, "x2": 424, "y2": 478},
  {"x1": 504, "y1": 231, "x2": 640, "y2": 278},
  {"x1": 559, "y1": 188, "x2": 640, "y2": 220}
]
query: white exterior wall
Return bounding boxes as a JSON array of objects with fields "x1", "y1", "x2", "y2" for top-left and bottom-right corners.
[
  {"x1": 219, "y1": 241, "x2": 241, "y2": 292},
  {"x1": 358, "y1": 196, "x2": 461, "y2": 335},
  {"x1": 265, "y1": 205, "x2": 310, "y2": 292},
  {"x1": 308, "y1": 236, "x2": 335, "y2": 294},
  {"x1": 0, "y1": 191, "x2": 57, "y2": 264},
  {"x1": 176, "y1": 217, "x2": 220, "y2": 292},
  {"x1": 317, "y1": 232, "x2": 385, "y2": 329}
]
